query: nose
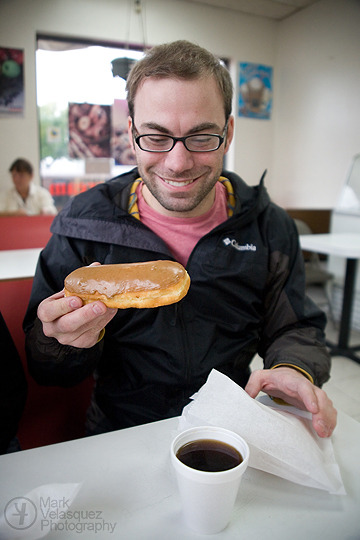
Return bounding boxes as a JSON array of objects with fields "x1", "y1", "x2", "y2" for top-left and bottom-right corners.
[{"x1": 163, "y1": 140, "x2": 195, "y2": 172}]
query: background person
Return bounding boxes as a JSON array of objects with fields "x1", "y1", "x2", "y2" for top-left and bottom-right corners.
[
  {"x1": 0, "y1": 158, "x2": 57, "y2": 216},
  {"x1": 23, "y1": 40, "x2": 336, "y2": 440}
]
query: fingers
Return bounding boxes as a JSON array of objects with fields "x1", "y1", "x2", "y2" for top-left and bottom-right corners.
[
  {"x1": 245, "y1": 368, "x2": 337, "y2": 438},
  {"x1": 54, "y1": 304, "x2": 117, "y2": 348},
  {"x1": 311, "y1": 387, "x2": 337, "y2": 438},
  {"x1": 244, "y1": 369, "x2": 265, "y2": 399},
  {"x1": 246, "y1": 368, "x2": 316, "y2": 411},
  {"x1": 38, "y1": 262, "x2": 103, "y2": 323},
  {"x1": 37, "y1": 290, "x2": 117, "y2": 348},
  {"x1": 38, "y1": 291, "x2": 83, "y2": 323}
]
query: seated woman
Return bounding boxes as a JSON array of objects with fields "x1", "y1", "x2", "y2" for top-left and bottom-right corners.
[{"x1": 0, "y1": 158, "x2": 57, "y2": 216}]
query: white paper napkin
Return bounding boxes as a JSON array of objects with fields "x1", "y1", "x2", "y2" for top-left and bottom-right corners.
[
  {"x1": 178, "y1": 369, "x2": 346, "y2": 495},
  {"x1": 0, "y1": 483, "x2": 81, "y2": 540}
]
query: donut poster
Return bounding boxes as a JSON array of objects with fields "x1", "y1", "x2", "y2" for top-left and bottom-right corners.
[
  {"x1": 238, "y1": 62, "x2": 273, "y2": 120},
  {"x1": 0, "y1": 47, "x2": 24, "y2": 114},
  {"x1": 68, "y1": 100, "x2": 135, "y2": 165},
  {"x1": 112, "y1": 99, "x2": 136, "y2": 166},
  {"x1": 68, "y1": 103, "x2": 112, "y2": 158}
]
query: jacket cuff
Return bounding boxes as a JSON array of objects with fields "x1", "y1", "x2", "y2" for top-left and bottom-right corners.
[
  {"x1": 269, "y1": 364, "x2": 315, "y2": 404},
  {"x1": 270, "y1": 363, "x2": 314, "y2": 384},
  {"x1": 96, "y1": 328, "x2": 105, "y2": 343}
]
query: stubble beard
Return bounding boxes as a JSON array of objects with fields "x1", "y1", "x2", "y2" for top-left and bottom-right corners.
[{"x1": 137, "y1": 164, "x2": 223, "y2": 215}]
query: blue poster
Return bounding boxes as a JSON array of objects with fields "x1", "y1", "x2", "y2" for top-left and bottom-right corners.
[{"x1": 238, "y1": 62, "x2": 273, "y2": 119}]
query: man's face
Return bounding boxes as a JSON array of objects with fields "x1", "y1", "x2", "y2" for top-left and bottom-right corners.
[{"x1": 128, "y1": 76, "x2": 234, "y2": 218}]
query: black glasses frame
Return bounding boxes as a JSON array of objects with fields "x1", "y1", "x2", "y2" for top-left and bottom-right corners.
[{"x1": 133, "y1": 123, "x2": 228, "y2": 153}]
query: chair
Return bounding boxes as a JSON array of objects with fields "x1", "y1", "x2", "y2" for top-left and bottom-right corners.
[
  {"x1": 294, "y1": 219, "x2": 335, "y2": 320},
  {"x1": 0, "y1": 215, "x2": 54, "y2": 250}
]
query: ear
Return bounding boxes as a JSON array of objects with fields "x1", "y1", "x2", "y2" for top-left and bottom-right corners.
[{"x1": 224, "y1": 115, "x2": 234, "y2": 154}]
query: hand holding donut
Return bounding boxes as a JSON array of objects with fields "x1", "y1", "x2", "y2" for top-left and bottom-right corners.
[
  {"x1": 37, "y1": 290, "x2": 117, "y2": 349},
  {"x1": 37, "y1": 260, "x2": 190, "y2": 348}
]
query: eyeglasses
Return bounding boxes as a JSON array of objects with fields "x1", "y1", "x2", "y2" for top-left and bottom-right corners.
[{"x1": 133, "y1": 123, "x2": 228, "y2": 153}]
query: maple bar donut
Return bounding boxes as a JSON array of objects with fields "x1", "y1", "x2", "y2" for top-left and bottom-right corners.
[{"x1": 64, "y1": 260, "x2": 191, "y2": 309}]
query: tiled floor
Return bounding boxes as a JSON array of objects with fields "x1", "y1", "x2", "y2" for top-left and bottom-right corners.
[{"x1": 250, "y1": 284, "x2": 360, "y2": 423}]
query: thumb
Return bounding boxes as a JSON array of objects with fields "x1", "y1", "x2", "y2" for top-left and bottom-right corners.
[{"x1": 244, "y1": 370, "x2": 262, "y2": 398}]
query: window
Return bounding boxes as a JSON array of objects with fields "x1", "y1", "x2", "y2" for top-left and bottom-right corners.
[{"x1": 36, "y1": 35, "x2": 144, "y2": 209}]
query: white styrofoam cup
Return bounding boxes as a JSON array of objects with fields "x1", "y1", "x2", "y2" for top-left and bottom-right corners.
[{"x1": 171, "y1": 426, "x2": 249, "y2": 535}]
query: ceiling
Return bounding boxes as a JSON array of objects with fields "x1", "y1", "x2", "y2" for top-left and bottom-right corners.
[{"x1": 180, "y1": 0, "x2": 320, "y2": 20}]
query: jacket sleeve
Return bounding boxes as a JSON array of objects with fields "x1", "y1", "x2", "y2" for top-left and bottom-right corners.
[
  {"x1": 258, "y1": 207, "x2": 331, "y2": 387},
  {"x1": 23, "y1": 234, "x2": 104, "y2": 387}
]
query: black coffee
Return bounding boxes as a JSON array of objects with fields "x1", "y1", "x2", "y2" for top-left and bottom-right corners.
[{"x1": 176, "y1": 439, "x2": 243, "y2": 472}]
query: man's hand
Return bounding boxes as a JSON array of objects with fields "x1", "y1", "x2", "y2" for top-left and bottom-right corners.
[
  {"x1": 37, "y1": 290, "x2": 117, "y2": 349},
  {"x1": 245, "y1": 367, "x2": 337, "y2": 438}
]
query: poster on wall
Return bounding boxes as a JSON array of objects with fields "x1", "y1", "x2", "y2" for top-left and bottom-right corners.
[
  {"x1": 238, "y1": 62, "x2": 273, "y2": 120},
  {"x1": 0, "y1": 47, "x2": 24, "y2": 114},
  {"x1": 68, "y1": 103, "x2": 111, "y2": 158},
  {"x1": 112, "y1": 99, "x2": 136, "y2": 166}
]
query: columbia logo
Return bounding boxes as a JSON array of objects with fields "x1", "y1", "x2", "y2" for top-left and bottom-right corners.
[{"x1": 223, "y1": 237, "x2": 257, "y2": 252}]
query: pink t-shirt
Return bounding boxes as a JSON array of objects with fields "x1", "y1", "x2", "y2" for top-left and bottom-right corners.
[{"x1": 136, "y1": 182, "x2": 228, "y2": 267}]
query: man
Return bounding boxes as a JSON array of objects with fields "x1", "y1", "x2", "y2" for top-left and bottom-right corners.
[
  {"x1": 0, "y1": 158, "x2": 57, "y2": 216},
  {"x1": 24, "y1": 41, "x2": 336, "y2": 439}
]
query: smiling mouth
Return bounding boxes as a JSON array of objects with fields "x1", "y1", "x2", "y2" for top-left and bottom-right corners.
[{"x1": 162, "y1": 178, "x2": 195, "y2": 187}]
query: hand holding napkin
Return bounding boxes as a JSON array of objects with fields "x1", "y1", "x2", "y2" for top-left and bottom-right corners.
[{"x1": 178, "y1": 369, "x2": 345, "y2": 495}]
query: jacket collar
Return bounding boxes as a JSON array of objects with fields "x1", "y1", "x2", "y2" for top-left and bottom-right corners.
[{"x1": 51, "y1": 168, "x2": 270, "y2": 246}]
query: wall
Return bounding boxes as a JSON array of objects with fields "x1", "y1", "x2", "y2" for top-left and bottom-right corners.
[
  {"x1": 0, "y1": 0, "x2": 276, "y2": 191},
  {"x1": 0, "y1": 0, "x2": 359, "y2": 207},
  {"x1": 272, "y1": 0, "x2": 360, "y2": 208}
]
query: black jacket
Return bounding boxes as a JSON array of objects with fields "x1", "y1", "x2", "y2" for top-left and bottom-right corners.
[
  {"x1": 24, "y1": 168, "x2": 330, "y2": 432},
  {"x1": 1, "y1": 312, "x2": 27, "y2": 453}
]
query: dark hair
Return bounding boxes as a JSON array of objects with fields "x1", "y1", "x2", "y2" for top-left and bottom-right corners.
[
  {"x1": 126, "y1": 40, "x2": 233, "y2": 122},
  {"x1": 9, "y1": 158, "x2": 33, "y2": 175}
]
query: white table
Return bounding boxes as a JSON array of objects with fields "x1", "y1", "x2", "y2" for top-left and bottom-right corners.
[
  {"x1": 0, "y1": 413, "x2": 359, "y2": 540},
  {"x1": 0, "y1": 248, "x2": 42, "y2": 281},
  {"x1": 300, "y1": 233, "x2": 360, "y2": 363}
]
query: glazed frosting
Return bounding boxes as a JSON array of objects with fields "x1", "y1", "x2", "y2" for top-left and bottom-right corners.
[{"x1": 65, "y1": 261, "x2": 185, "y2": 299}]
